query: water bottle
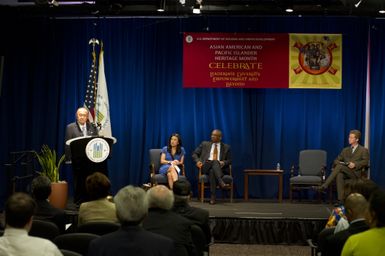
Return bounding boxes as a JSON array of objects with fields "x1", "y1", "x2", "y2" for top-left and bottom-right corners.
[{"x1": 276, "y1": 162, "x2": 280, "y2": 171}]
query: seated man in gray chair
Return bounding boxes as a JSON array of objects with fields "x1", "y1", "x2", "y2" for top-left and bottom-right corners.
[
  {"x1": 315, "y1": 130, "x2": 369, "y2": 203},
  {"x1": 192, "y1": 129, "x2": 232, "y2": 204}
]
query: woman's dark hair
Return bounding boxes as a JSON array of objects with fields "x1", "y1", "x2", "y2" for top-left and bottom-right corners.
[
  {"x1": 85, "y1": 172, "x2": 111, "y2": 200},
  {"x1": 31, "y1": 175, "x2": 52, "y2": 200},
  {"x1": 369, "y1": 189, "x2": 385, "y2": 227},
  {"x1": 167, "y1": 133, "x2": 182, "y2": 155}
]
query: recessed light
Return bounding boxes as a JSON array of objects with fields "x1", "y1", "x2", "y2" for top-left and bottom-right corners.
[
  {"x1": 285, "y1": 8, "x2": 294, "y2": 13},
  {"x1": 379, "y1": 10, "x2": 385, "y2": 14}
]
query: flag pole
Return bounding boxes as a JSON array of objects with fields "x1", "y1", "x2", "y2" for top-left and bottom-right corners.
[{"x1": 88, "y1": 38, "x2": 99, "y2": 126}]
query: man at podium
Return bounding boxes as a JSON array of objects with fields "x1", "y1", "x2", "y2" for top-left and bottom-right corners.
[{"x1": 65, "y1": 107, "x2": 99, "y2": 205}]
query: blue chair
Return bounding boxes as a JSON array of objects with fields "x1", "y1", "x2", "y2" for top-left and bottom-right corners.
[
  {"x1": 149, "y1": 149, "x2": 186, "y2": 186},
  {"x1": 289, "y1": 150, "x2": 327, "y2": 202},
  {"x1": 198, "y1": 165, "x2": 233, "y2": 203}
]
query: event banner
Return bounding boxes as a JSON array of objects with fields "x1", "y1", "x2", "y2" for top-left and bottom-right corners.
[{"x1": 183, "y1": 33, "x2": 342, "y2": 89}]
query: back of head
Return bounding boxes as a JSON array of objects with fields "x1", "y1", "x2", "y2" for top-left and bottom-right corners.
[
  {"x1": 86, "y1": 172, "x2": 111, "y2": 200},
  {"x1": 369, "y1": 189, "x2": 385, "y2": 228},
  {"x1": 31, "y1": 175, "x2": 52, "y2": 200},
  {"x1": 114, "y1": 185, "x2": 148, "y2": 225},
  {"x1": 147, "y1": 185, "x2": 174, "y2": 210},
  {"x1": 351, "y1": 179, "x2": 379, "y2": 201},
  {"x1": 5, "y1": 192, "x2": 36, "y2": 228},
  {"x1": 344, "y1": 193, "x2": 368, "y2": 222},
  {"x1": 173, "y1": 180, "x2": 191, "y2": 201}
]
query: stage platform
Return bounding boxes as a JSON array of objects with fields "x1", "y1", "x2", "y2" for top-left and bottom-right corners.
[
  {"x1": 190, "y1": 199, "x2": 332, "y2": 245},
  {"x1": 1, "y1": 199, "x2": 332, "y2": 246}
]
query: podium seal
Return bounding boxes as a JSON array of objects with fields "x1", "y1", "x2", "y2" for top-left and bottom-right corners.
[{"x1": 85, "y1": 138, "x2": 110, "y2": 163}]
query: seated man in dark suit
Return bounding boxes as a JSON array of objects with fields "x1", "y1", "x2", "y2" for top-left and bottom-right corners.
[
  {"x1": 143, "y1": 185, "x2": 196, "y2": 256},
  {"x1": 172, "y1": 180, "x2": 212, "y2": 245},
  {"x1": 316, "y1": 130, "x2": 369, "y2": 202},
  {"x1": 324, "y1": 193, "x2": 369, "y2": 256},
  {"x1": 192, "y1": 129, "x2": 232, "y2": 204},
  {"x1": 31, "y1": 176, "x2": 66, "y2": 233},
  {"x1": 88, "y1": 185, "x2": 175, "y2": 256}
]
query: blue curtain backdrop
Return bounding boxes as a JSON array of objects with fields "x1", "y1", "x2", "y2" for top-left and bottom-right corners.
[{"x1": 1, "y1": 15, "x2": 382, "y2": 207}]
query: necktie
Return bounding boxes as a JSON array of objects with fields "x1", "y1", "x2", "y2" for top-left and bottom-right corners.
[
  {"x1": 82, "y1": 126, "x2": 87, "y2": 136},
  {"x1": 213, "y1": 143, "x2": 218, "y2": 160}
]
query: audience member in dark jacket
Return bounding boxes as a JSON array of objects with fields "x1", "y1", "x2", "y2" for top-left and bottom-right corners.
[
  {"x1": 31, "y1": 176, "x2": 66, "y2": 233},
  {"x1": 88, "y1": 185, "x2": 175, "y2": 256},
  {"x1": 172, "y1": 180, "x2": 211, "y2": 244},
  {"x1": 143, "y1": 185, "x2": 196, "y2": 256},
  {"x1": 324, "y1": 193, "x2": 370, "y2": 256}
]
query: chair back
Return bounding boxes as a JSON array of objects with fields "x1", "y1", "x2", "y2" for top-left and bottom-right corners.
[
  {"x1": 77, "y1": 222, "x2": 120, "y2": 236},
  {"x1": 149, "y1": 149, "x2": 162, "y2": 173},
  {"x1": 60, "y1": 249, "x2": 82, "y2": 256},
  {"x1": 54, "y1": 233, "x2": 100, "y2": 255},
  {"x1": 29, "y1": 219, "x2": 60, "y2": 241},
  {"x1": 299, "y1": 150, "x2": 327, "y2": 176},
  {"x1": 191, "y1": 224, "x2": 207, "y2": 256}
]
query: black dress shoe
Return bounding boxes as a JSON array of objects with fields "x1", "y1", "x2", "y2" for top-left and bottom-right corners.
[{"x1": 219, "y1": 181, "x2": 226, "y2": 188}]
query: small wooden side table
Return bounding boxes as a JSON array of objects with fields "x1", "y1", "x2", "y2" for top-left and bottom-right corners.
[{"x1": 244, "y1": 169, "x2": 284, "y2": 203}]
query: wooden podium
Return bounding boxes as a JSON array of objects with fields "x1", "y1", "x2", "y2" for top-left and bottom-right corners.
[{"x1": 66, "y1": 136, "x2": 116, "y2": 204}]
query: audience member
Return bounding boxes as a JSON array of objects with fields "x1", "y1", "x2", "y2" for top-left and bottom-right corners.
[
  {"x1": 31, "y1": 175, "x2": 66, "y2": 233},
  {"x1": 318, "y1": 179, "x2": 378, "y2": 254},
  {"x1": 342, "y1": 189, "x2": 385, "y2": 255},
  {"x1": 324, "y1": 193, "x2": 369, "y2": 256},
  {"x1": 78, "y1": 172, "x2": 118, "y2": 226},
  {"x1": 88, "y1": 185, "x2": 175, "y2": 256},
  {"x1": 143, "y1": 185, "x2": 196, "y2": 256},
  {"x1": 159, "y1": 133, "x2": 185, "y2": 189},
  {"x1": 172, "y1": 180, "x2": 211, "y2": 244},
  {"x1": 0, "y1": 192, "x2": 62, "y2": 256}
]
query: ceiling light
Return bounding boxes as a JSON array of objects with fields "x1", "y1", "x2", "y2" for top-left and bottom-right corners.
[
  {"x1": 379, "y1": 10, "x2": 385, "y2": 14},
  {"x1": 285, "y1": 8, "x2": 294, "y2": 13},
  {"x1": 354, "y1": 0, "x2": 363, "y2": 8},
  {"x1": 193, "y1": 4, "x2": 201, "y2": 14},
  {"x1": 157, "y1": 0, "x2": 166, "y2": 12},
  {"x1": 193, "y1": 0, "x2": 202, "y2": 14}
]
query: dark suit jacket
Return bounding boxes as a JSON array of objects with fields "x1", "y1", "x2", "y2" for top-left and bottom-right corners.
[
  {"x1": 172, "y1": 200, "x2": 211, "y2": 244},
  {"x1": 64, "y1": 121, "x2": 98, "y2": 160},
  {"x1": 325, "y1": 219, "x2": 369, "y2": 256},
  {"x1": 34, "y1": 199, "x2": 66, "y2": 234},
  {"x1": 333, "y1": 144, "x2": 369, "y2": 171},
  {"x1": 143, "y1": 208, "x2": 196, "y2": 256},
  {"x1": 88, "y1": 225, "x2": 175, "y2": 256},
  {"x1": 192, "y1": 141, "x2": 232, "y2": 173}
]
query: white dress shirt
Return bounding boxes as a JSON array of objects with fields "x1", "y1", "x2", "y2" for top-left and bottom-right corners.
[
  {"x1": 79, "y1": 123, "x2": 87, "y2": 136},
  {"x1": 0, "y1": 228, "x2": 62, "y2": 256},
  {"x1": 209, "y1": 143, "x2": 221, "y2": 160}
]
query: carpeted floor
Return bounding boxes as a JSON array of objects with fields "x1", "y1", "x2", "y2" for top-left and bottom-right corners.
[{"x1": 210, "y1": 243, "x2": 310, "y2": 256}]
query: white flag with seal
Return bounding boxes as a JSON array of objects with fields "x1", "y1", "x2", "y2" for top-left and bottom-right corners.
[{"x1": 96, "y1": 46, "x2": 112, "y2": 137}]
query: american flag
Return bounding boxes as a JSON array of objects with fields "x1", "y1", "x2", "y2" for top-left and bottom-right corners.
[{"x1": 84, "y1": 51, "x2": 98, "y2": 124}]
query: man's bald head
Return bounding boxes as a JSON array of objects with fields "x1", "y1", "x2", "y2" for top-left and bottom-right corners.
[
  {"x1": 146, "y1": 185, "x2": 174, "y2": 210},
  {"x1": 345, "y1": 193, "x2": 368, "y2": 222}
]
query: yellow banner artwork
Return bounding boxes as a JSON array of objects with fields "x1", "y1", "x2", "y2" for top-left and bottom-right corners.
[{"x1": 289, "y1": 34, "x2": 342, "y2": 89}]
